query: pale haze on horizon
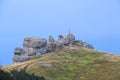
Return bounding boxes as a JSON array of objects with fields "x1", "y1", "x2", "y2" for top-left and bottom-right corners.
[{"x1": 0, "y1": 0, "x2": 120, "y2": 65}]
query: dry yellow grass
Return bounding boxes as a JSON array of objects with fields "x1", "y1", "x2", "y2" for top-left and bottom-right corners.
[{"x1": 2, "y1": 46, "x2": 120, "y2": 80}]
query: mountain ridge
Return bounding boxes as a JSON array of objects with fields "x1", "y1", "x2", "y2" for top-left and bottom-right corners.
[
  {"x1": 13, "y1": 33, "x2": 94, "y2": 63},
  {"x1": 2, "y1": 46, "x2": 120, "y2": 80},
  {"x1": 1, "y1": 34, "x2": 120, "y2": 80}
]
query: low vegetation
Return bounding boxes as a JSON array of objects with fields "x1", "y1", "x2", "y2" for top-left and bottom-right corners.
[
  {"x1": 0, "y1": 69, "x2": 45, "y2": 80},
  {"x1": 2, "y1": 47, "x2": 120, "y2": 80}
]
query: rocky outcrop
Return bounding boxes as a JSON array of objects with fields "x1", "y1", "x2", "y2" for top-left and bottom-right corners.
[
  {"x1": 13, "y1": 47, "x2": 29, "y2": 63},
  {"x1": 64, "y1": 33, "x2": 75, "y2": 45},
  {"x1": 23, "y1": 37, "x2": 48, "y2": 56},
  {"x1": 13, "y1": 33, "x2": 94, "y2": 63},
  {"x1": 13, "y1": 37, "x2": 49, "y2": 63},
  {"x1": 48, "y1": 36, "x2": 55, "y2": 43},
  {"x1": 56, "y1": 35, "x2": 64, "y2": 47},
  {"x1": 23, "y1": 37, "x2": 47, "y2": 49},
  {"x1": 13, "y1": 55, "x2": 29, "y2": 63},
  {"x1": 47, "y1": 36, "x2": 55, "y2": 50},
  {"x1": 56, "y1": 34, "x2": 75, "y2": 47},
  {"x1": 14, "y1": 47, "x2": 25, "y2": 55},
  {"x1": 74, "y1": 40, "x2": 94, "y2": 49}
]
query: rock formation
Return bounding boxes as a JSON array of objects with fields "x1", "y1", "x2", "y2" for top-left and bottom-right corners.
[
  {"x1": 47, "y1": 36, "x2": 55, "y2": 50},
  {"x1": 64, "y1": 33, "x2": 75, "y2": 45},
  {"x1": 23, "y1": 37, "x2": 48, "y2": 56},
  {"x1": 13, "y1": 47, "x2": 29, "y2": 63},
  {"x1": 56, "y1": 33, "x2": 75, "y2": 47},
  {"x1": 56, "y1": 35, "x2": 64, "y2": 47},
  {"x1": 13, "y1": 33, "x2": 94, "y2": 63},
  {"x1": 73, "y1": 40, "x2": 94, "y2": 49}
]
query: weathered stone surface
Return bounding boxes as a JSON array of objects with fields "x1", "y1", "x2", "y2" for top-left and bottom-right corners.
[
  {"x1": 84, "y1": 44, "x2": 94, "y2": 49},
  {"x1": 48, "y1": 36, "x2": 55, "y2": 43},
  {"x1": 13, "y1": 33, "x2": 94, "y2": 63},
  {"x1": 13, "y1": 47, "x2": 28, "y2": 63},
  {"x1": 25, "y1": 46, "x2": 48, "y2": 56},
  {"x1": 56, "y1": 41, "x2": 64, "y2": 47},
  {"x1": 47, "y1": 36, "x2": 55, "y2": 50},
  {"x1": 56, "y1": 34, "x2": 75, "y2": 47},
  {"x1": 56, "y1": 35, "x2": 64, "y2": 47},
  {"x1": 74, "y1": 40, "x2": 94, "y2": 49},
  {"x1": 58, "y1": 35, "x2": 64, "y2": 40},
  {"x1": 64, "y1": 33, "x2": 75, "y2": 45},
  {"x1": 23, "y1": 37, "x2": 47, "y2": 48},
  {"x1": 14, "y1": 47, "x2": 25, "y2": 55},
  {"x1": 13, "y1": 55, "x2": 29, "y2": 63},
  {"x1": 23, "y1": 37, "x2": 48, "y2": 55}
]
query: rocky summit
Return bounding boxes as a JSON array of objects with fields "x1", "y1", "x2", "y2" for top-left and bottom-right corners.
[{"x1": 13, "y1": 33, "x2": 94, "y2": 63}]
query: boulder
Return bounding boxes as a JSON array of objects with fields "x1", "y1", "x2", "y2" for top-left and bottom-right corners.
[
  {"x1": 25, "y1": 46, "x2": 48, "y2": 56},
  {"x1": 13, "y1": 47, "x2": 29, "y2": 63},
  {"x1": 12, "y1": 34, "x2": 94, "y2": 63},
  {"x1": 84, "y1": 44, "x2": 94, "y2": 49},
  {"x1": 13, "y1": 55, "x2": 29, "y2": 63},
  {"x1": 23, "y1": 37, "x2": 48, "y2": 55},
  {"x1": 56, "y1": 35, "x2": 64, "y2": 47},
  {"x1": 23, "y1": 37, "x2": 47, "y2": 48},
  {"x1": 48, "y1": 36, "x2": 55, "y2": 43},
  {"x1": 47, "y1": 36, "x2": 55, "y2": 50},
  {"x1": 58, "y1": 35, "x2": 64, "y2": 40},
  {"x1": 74, "y1": 40, "x2": 94, "y2": 49},
  {"x1": 14, "y1": 47, "x2": 25, "y2": 55},
  {"x1": 64, "y1": 33, "x2": 75, "y2": 45},
  {"x1": 56, "y1": 34, "x2": 75, "y2": 47}
]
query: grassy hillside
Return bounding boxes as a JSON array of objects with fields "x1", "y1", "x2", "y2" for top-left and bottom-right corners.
[{"x1": 2, "y1": 46, "x2": 120, "y2": 80}]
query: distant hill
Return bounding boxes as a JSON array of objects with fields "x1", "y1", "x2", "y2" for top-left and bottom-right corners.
[{"x1": 2, "y1": 45, "x2": 120, "y2": 80}]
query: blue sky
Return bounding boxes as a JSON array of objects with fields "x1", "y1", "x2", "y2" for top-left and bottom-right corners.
[{"x1": 0, "y1": 0, "x2": 120, "y2": 65}]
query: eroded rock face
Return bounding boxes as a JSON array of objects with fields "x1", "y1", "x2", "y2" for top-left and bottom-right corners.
[
  {"x1": 23, "y1": 37, "x2": 48, "y2": 55},
  {"x1": 56, "y1": 35, "x2": 64, "y2": 47},
  {"x1": 74, "y1": 40, "x2": 94, "y2": 49},
  {"x1": 23, "y1": 37, "x2": 47, "y2": 48},
  {"x1": 56, "y1": 34, "x2": 75, "y2": 47},
  {"x1": 13, "y1": 34, "x2": 94, "y2": 63},
  {"x1": 47, "y1": 36, "x2": 55, "y2": 50},
  {"x1": 64, "y1": 33, "x2": 75, "y2": 45},
  {"x1": 13, "y1": 47, "x2": 29, "y2": 63},
  {"x1": 13, "y1": 37, "x2": 49, "y2": 63},
  {"x1": 13, "y1": 55, "x2": 29, "y2": 63},
  {"x1": 48, "y1": 36, "x2": 55, "y2": 43},
  {"x1": 14, "y1": 47, "x2": 25, "y2": 55},
  {"x1": 84, "y1": 44, "x2": 94, "y2": 49}
]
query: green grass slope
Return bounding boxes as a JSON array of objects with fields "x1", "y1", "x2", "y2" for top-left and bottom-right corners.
[{"x1": 2, "y1": 46, "x2": 120, "y2": 80}]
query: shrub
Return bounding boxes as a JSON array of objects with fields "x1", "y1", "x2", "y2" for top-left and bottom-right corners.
[{"x1": 0, "y1": 69, "x2": 45, "y2": 80}]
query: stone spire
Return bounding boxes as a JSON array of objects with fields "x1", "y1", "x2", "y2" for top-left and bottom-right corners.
[
  {"x1": 48, "y1": 35, "x2": 55, "y2": 43},
  {"x1": 48, "y1": 35, "x2": 55, "y2": 50}
]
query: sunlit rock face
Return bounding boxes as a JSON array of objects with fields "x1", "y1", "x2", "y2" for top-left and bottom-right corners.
[
  {"x1": 13, "y1": 37, "x2": 49, "y2": 63},
  {"x1": 23, "y1": 37, "x2": 47, "y2": 48},
  {"x1": 23, "y1": 37, "x2": 48, "y2": 56},
  {"x1": 56, "y1": 33, "x2": 75, "y2": 47}
]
